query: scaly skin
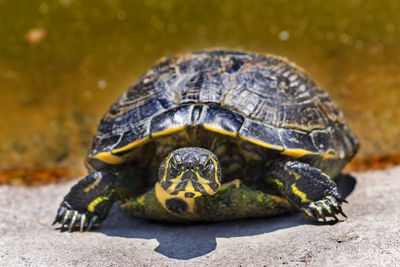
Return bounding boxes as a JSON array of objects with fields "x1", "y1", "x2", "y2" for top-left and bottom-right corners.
[
  {"x1": 53, "y1": 165, "x2": 143, "y2": 232},
  {"x1": 265, "y1": 160, "x2": 346, "y2": 223},
  {"x1": 54, "y1": 159, "x2": 347, "y2": 231},
  {"x1": 53, "y1": 170, "x2": 117, "y2": 231}
]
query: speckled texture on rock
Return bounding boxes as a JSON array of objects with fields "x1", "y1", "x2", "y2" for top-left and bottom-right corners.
[{"x1": 0, "y1": 167, "x2": 399, "y2": 266}]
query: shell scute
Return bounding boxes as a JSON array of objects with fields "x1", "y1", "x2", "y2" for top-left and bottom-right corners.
[{"x1": 89, "y1": 50, "x2": 358, "y2": 165}]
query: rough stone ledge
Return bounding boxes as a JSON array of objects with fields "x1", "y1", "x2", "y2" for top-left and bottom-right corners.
[{"x1": 1, "y1": 166, "x2": 399, "y2": 266}]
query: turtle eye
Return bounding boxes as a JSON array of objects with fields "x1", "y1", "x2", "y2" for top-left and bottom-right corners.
[
  {"x1": 199, "y1": 158, "x2": 211, "y2": 171},
  {"x1": 171, "y1": 155, "x2": 183, "y2": 171}
]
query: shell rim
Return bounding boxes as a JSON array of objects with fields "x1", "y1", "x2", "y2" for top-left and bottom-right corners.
[{"x1": 91, "y1": 124, "x2": 339, "y2": 166}]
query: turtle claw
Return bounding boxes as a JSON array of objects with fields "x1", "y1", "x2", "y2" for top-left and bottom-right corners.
[
  {"x1": 80, "y1": 214, "x2": 87, "y2": 232},
  {"x1": 68, "y1": 211, "x2": 79, "y2": 232},
  {"x1": 302, "y1": 195, "x2": 347, "y2": 224},
  {"x1": 87, "y1": 216, "x2": 98, "y2": 232},
  {"x1": 339, "y1": 210, "x2": 347, "y2": 218},
  {"x1": 53, "y1": 201, "x2": 100, "y2": 232},
  {"x1": 331, "y1": 213, "x2": 339, "y2": 222}
]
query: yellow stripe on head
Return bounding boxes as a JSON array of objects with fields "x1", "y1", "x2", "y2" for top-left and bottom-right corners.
[
  {"x1": 185, "y1": 180, "x2": 195, "y2": 192},
  {"x1": 161, "y1": 153, "x2": 174, "y2": 183},
  {"x1": 169, "y1": 171, "x2": 185, "y2": 183},
  {"x1": 166, "y1": 181, "x2": 179, "y2": 193},
  {"x1": 194, "y1": 171, "x2": 213, "y2": 184},
  {"x1": 200, "y1": 183, "x2": 218, "y2": 195},
  {"x1": 209, "y1": 156, "x2": 221, "y2": 188}
]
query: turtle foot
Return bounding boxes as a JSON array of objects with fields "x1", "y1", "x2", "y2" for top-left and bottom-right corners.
[
  {"x1": 301, "y1": 195, "x2": 347, "y2": 224},
  {"x1": 53, "y1": 201, "x2": 100, "y2": 232}
]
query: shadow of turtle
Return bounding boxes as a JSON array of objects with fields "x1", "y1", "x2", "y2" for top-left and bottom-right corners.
[{"x1": 101, "y1": 173, "x2": 356, "y2": 260}]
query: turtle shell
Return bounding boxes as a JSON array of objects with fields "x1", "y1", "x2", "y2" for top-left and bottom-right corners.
[{"x1": 87, "y1": 50, "x2": 359, "y2": 173}]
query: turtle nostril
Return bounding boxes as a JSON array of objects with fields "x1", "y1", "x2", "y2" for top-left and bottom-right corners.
[{"x1": 182, "y1": 170, "x2": 197, "y2": 181}]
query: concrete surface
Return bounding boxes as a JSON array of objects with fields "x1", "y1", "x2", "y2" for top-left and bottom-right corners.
[{"x1": 0, "y1": 167, "x2": 399, "y2": 266}]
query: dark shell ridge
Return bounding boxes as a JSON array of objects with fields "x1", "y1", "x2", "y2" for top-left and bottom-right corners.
[{"x1": 89, "y1": 50, "x2": 359, "y2": 161}]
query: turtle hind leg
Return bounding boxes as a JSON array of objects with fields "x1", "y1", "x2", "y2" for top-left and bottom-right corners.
[
  {"x1": 265, "y1": 160, "x2": 346, "y2": 223},
  {"x1": 54, "y1": 169, "x2": 122, "y2": 232}
]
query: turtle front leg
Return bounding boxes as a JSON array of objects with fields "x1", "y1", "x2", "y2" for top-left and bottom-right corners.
[
  {"x1": 265, "y1": 160, "x2": 346, "y2": 223},
  {"x1": 53, "y1": 169, "x2": 119, "y2": 232}
]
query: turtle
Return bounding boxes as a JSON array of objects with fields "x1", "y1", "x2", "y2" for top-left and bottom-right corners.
[{"x1": 53, "y1": 49, "x2": 359, "y2": 232}]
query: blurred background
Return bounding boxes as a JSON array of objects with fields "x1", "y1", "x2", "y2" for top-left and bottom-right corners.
[{"x1": 1, "y1": 0, "x2": 399, "y2": 184}]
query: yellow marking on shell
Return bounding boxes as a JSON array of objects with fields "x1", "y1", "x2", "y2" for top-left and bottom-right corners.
[
  {"x1": 151, "y1": 126, "x2": 186, "y2": 137},
  {"x1": 87, "y1": 190, "x2": 114, "y2": 212},
  {"x1": 283, "y1": 148, "x2": 339, "y2": 160},
  {"x1": 239, "y1": 135, "x2": 284, "y2": 151},
  {"x1": 111, "y1": 137, "x2": 150, "y2": 154},
  {"x1": 281, "y1": 148, "x2": 319, "y2": 158},
  {"x1": 291, "y1": 184, "x2": 309, "y2": 203},
  {"x1": 321, "y1": 151, "x2": 338, "y2": 159},
  {"x1": 92, "y1": 152, "x2": 125, "y2": 165},
  {"x1": 84, "y1": 176, "x2": 101, "y2": 193},
  {"x1": 203, "y1": 124, "x2": 238, "y2": 137},
  {"x1": 92, "y1": 137, "x2": 150, "y2": 165}
]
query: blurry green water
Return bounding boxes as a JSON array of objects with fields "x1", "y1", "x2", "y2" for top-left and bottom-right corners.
[{"x1": 1, "y1": 0, "x2": 399, "y2": 170}]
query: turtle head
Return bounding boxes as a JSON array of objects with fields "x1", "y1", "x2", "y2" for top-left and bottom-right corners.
[{"x1": 158, "y1": 147, "x2": 222, "y2": 199}]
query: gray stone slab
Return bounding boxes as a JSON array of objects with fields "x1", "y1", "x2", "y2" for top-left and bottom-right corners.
[{"x1": 0, "y1": 167, "x2": 399, "y2": 266}]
